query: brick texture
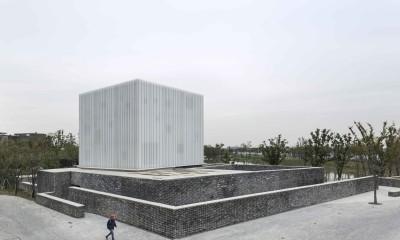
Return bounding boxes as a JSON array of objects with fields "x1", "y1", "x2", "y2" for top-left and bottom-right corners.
[
  {"x1": 70, "y1": 167, "x2": 324, "y2": 205},
  {"x1": 36, "y1": 166, "x2": 374, "y2": 239}
]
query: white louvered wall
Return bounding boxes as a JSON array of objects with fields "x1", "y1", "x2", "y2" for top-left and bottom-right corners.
[{"x1": 79, "y1": 79, "x2": 204, "y2": 169}]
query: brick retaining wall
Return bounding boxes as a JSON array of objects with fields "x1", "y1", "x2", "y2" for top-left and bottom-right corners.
[
  {"x1": 36, "y1": 167, "x2": 375, "y2": 238},
  {"x1": 68, "y1": 187, "x2": 176, "y2": 237},
  {"x1": 36, "y1": 192, "x2": 85, "y2": 218},
  {"x1": 68, "y1": 176, "x2": 373, "y2": 238},
  {"x1": 70, "y1": 167, "x2": 324, "y2": 205},
  {"x1": 172, "y1": 176, "x2": 374, "y2": 238},
  {"x1": 379, "y1": 177, "x2": 400, "y2": 187},
  {"x1": 37, "y1": 170, "x2": 71, "y2": 198}
]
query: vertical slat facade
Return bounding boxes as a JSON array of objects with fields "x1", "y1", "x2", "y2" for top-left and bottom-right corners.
[{"x1": 79, "y1": 79, "x2": 204, "y2": 169}]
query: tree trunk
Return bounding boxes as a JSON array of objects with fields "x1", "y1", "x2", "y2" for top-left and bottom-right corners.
[
  {"x1": 14, "y1": 171, "x2": 19, "y2": 196},
  {"x1": 356, "y1": 161, "x2": 360, "y2": 177},
  {"x1": 31, "y1": 169, "x2": 36, "y2": 198},
  {"x1": 337, "y1": 167, "x2": 342, "y2": 181},
  {"x1": 14, "y1": 181, "x2": 18, "y2": 195},
  {"x1": 361, "y1": 160, "x2": 367, "y2": 176},
  {"x1": 373, "y1": 174, "x2": 378, "y2": 204}
]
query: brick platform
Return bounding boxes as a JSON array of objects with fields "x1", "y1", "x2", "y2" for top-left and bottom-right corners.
[{"x1": 35, "y1": 165, "x2": 375, "y2": 238}]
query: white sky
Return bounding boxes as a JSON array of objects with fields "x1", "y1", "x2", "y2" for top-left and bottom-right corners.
[{"x1": 1, "y1": 0, "x2": 399, "y2": 146}]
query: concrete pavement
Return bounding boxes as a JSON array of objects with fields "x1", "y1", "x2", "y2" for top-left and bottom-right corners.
[{"x1": 1, "y1": 187, "x2": 400, "y2": 240}]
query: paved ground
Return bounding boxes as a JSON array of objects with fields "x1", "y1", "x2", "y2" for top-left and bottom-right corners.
[{"x1": 1, "y1": 187, "x2": 400, "y2": 240}]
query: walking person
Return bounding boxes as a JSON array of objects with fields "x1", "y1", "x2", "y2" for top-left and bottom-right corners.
[{"x1": 106, "y1": 214, "x2": 117, "y2": 240}]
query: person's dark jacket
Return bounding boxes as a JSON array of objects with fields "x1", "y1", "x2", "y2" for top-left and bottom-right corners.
[{"x1": 107, "y1": 219, "x2": 117, "y2": 230}]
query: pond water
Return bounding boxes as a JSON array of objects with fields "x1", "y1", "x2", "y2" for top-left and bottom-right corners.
[{"x1": 325, "y1": 171, "x2": 355, "y2": 182}]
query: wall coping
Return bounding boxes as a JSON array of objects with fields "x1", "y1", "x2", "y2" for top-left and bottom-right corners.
[
  {"x1": 37, "y1": 192, "x2": 85, "y2": 207},
  {"x1": 176, "y1": 176, "x2": 373, "y2": 208},
  {"x1": 69, "y1": 176, "x2": 373, "y2": 210},
  {"x1": 69, "y1": 186, "x2": 175, "y2": 209},
  {"x1": 21, "y1": 181, "x2": 37, "y2": 187},
  {"x1": 42, "y1": 165, "x2": 323, "y2": 182}
]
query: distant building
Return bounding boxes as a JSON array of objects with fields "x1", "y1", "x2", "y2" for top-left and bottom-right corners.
[{"x1": 0, "y1": 132, "x2": 47, "y2": 142}]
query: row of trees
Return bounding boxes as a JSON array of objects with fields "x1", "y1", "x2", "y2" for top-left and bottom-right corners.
[
  {"x1": 295, "y1": 122, "x2": 400, "y2": 179},
  {"x1": 204, "y1": 121, "x2": 400, "y2": 205},
  {"x1": 0, "y1": 130, "x2": 78, "y2": 197},
  {"x1": 205, "y1": 121, "x2": 400, "y2": 181}
]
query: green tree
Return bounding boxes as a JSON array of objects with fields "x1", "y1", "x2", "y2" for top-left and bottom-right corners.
[
  {"x1": 383, "y1": 123, "x2": 400, "y2": 176},
  {"x1": 394, "y1": 140, "x2": 400, "y2": 176},
  {"x1": 293, "y1": 137, "x2": 313, "y2": 165},
  {"x1": 331, "y1": 133, "x2": 353, "y2": 180},
  {"x1": 59, "y1": 133, "x2": 79, "y2": 167},
  {"x1": 204, "y1": 145, "x2": 216, "y2": 163},
  {"x1": 26, "y1": 136, "x2": 49, "y2": 197},
  {"x1": 0, "y1": 130, "x2": 79, "y2": 197},
  {"x1": 9, "y1": 140, "x2": 28, "y2": 195},
  {"x1": 308, "y1": 129, "x2": 333, "y2": 167},
  {"x1": 215, "y1": 143, "x2": 224, "y2": 163},
  {"x1": 204, "y1": 143, "x2": 225, "y2": 163},
  {"x1": 259, "y1": 134, "x2": 288, "y2": 165},
  {"x1": 240, "y1": 141, "x2": 252, "y2": 164},
  {"x1": 0, "y1": 139, "x2": 18, "y2": 191},
  {"x1": 350, "y1": 140, "x2": 368, "y2": 177},
  {"x1": 222, "y1": 150, "x2": 232, "y2": 163},
  {"x1": 350, "y1": 122, "x2": 386, "y2": 205}
]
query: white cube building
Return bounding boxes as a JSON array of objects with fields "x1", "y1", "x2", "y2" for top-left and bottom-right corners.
[{"x1": 79, "y1": 79, "x2": 204, "y2": 169}]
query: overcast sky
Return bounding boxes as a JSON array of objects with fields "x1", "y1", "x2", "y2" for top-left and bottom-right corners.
[{"x1": 1, "y1": 0, "x2": 399, "y2": 146}]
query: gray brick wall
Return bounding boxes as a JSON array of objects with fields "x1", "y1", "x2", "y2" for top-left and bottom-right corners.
[
  {"x1": 36, "y1": 167, "x2": 374, "y2": 239},
  {"x1": 37, "y1": 171, "x2": 54, "y2": 193},
  {"x1": 172, "y1": 176, "x2": 374, "y2": 238},
  {"x1": 37, "y1": 170, "x2": 71, "y2": 198},
  {"x1": 379, "y1": 177, "x2": 400, "y2": 187},
  {"x1": 67, "y1": 176, "x2": 373, "y2": 239},
  {"x1": 68, "y1": 187, "x2": 176, "y2": 237},
  {"x1": 36, "y1": 192, "x2": 85, "y2": 218},
  {"x1": 70, "y1": 167, "x2": 324, "y2": 205}
]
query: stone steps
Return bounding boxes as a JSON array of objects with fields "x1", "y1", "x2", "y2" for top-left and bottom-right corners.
[{"x1": 36, "y1": 192, "x2": 85, "y2": 218}]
